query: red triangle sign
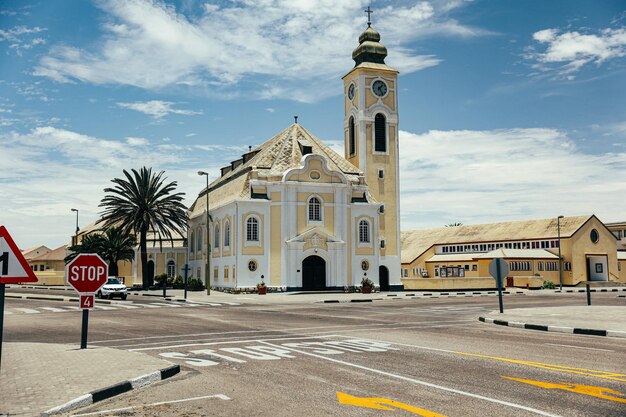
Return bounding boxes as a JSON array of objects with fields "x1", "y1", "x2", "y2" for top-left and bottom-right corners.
[{"x1": 0, "y1": 226, "x2": 38, "y2": 283}]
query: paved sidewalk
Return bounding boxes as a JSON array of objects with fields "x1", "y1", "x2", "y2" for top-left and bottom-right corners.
[
  {"x1": 0, "y1": 342, "x2": 177, "y2": 416},
  {"x1": 480, "y1": 305, "x2": 626, "y2": 338}
]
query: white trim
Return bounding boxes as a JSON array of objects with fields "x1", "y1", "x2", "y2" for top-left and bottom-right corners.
[
  {"x1": 244, "y1": 215, "x2": 262, "y2": 247},
  {"x1": 357, "y1": 217, "x2": 372, "y2": 248}
]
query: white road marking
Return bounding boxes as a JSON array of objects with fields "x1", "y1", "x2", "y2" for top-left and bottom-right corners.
[
  {"x1": 128, "y1": 335, "x2": 346, "y2": 351},
  {"x1": 112, "y1": 303, "x2": 140, "y2": 309},
  {"x1": 4, "y1": 311, "x2": 13, "y2": 315},
  {"x1": 259, "y1": 341, "x2": 562, "y2": 417},
  {"x1": 40, "y1": 307, "x2": 68, "y2": 313},
  {"x1": 132, "y1": 303, "x2": 161, "y2": 308},
  {"x1": 94, "y1": 305, "x2": 118, "y2": 310},
  {"x1": 13, "y1": 308, "x2": 40, "y2": 314},
  {"x1": 544, "y1": 343, "x2": 614, "y2": 352},
  {"x1": 71, "y1": 394, "x2": 230, "y2": 417},
  {"x1": 151, "y1": 302, "x2": 181, "y2": 308},
  {"x1": 64, "y1": 306, "x2": 81, "y2": 310}
]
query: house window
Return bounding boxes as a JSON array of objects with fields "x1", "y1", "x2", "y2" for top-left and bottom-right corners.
[
  {"x1": 224, "y1": 221, "x2": 230, "y2": 247},
  {"x1": 564, "y1": 262, "x2": 571, "y2": 271},
  {"x1": 472, "y1": 264, "x2": 478, "y2": 271},
  {"x1": 374, "y1": 113, "x2": 386, "y2": 152},
  {"x1": 166, "y1": 260, "x2": 176, "y2": 278},
  {"x1": 403, "y1": 268, "x2": 408, "y2": 277},
  {"x1": 224, "y1": 266, "x2": 229, "y2": 279},
  {"x1": 248, "y1": 259, "x2": 257, "y2": 272},
  {"x1": 214, "y1": 224, "x2": 220, "y2": 249},
  {"x1": 359, "y1": 220, "x2": 370, "y2": 243},
  {"x1": 349, "y1": 116, "x2": 356, "y2": 156},
  {"x1": 246, "y1": 217, "x2": 259, "y2": 242},
  {"x1": 308, "y1": 197, "x2": 321, "y2": 221}
]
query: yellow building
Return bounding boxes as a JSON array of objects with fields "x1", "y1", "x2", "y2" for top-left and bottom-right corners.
[
  {"x1": 188, "y1": 23, "x2": 402, "y2": 291},
  {"x1": 401, "y1": 215, "x2": 623, "y2": 290},
  {"x1": 605, "y1": 221, "x2": 626, "y2": 251},
  {"x1": 26, "y1": 245, "x2": 67, "y2": 286}
]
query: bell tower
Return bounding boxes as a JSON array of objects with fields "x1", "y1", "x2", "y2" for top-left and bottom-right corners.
[{"x1": 343, "y1": 10, "x2": 401, "y2": 288}]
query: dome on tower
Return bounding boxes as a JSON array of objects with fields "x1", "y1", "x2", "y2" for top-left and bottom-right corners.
[{"x1": 352, "y1": 25, "x2": 388, "y2": 66}]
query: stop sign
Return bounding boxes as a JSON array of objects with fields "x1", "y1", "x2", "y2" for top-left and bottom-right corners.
[{"x1": 66, "y1": 253, "x2": 108, "y2": 293}]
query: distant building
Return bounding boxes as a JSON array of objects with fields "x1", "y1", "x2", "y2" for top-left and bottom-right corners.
[
  {"x1": 401, "y1": 215, "x2": 622, "y2": 290},
  {"x1": 605, "y1": 221, "x2": 626, "y2": 251},
  {"x1": 26, "y1": 245, "x2": 67, "y2": 285},
  {"x1": 21, "y1": 245, "x2": 51, "y2": 262}
]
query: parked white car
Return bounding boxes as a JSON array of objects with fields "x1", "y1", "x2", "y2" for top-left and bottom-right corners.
[{"x1": 97, "y1": 277, "x2": 128, "y2": 300}]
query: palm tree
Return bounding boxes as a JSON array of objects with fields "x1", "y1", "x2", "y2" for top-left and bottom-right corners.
[
  {"x1": 64, "y1": 233, "x2": 104, "y2": 264},
  {"x1": 99, "y1": 167, "x2": 188, "y2": 288},
  {"x1": 445, "y1": 222, "x2": 463, "y2": 227},
  {"x1": 98, "y1": 227, "x2": 136, "y2": 276}
]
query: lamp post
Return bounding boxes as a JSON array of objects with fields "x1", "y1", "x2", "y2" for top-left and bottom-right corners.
[
  {"x1": 197, "y1": 171, "x2": 211, "y2": 295},
  {"x1": 557, "y1": 215, "x2": 564, "y2": 291},
  {"x1": 71, "y1": 208, "x2": 79, "y2": 246}
]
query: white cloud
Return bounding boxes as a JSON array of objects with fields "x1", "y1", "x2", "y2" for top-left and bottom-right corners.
[
  {"x1": 0, "y1": 127, "x2": 242, "y2": 248},
  {"x1": 33, "y1": 0, "x2": 484, "y2": 101},
  {"x1": 0, "y1": 25, "x2": 46, "y2": 55},
  {"x1": 116, "y1": 100, "x2": 202, "y2": 118},
  {"x1": 398, "y1": 128, "x2": 626, "y2": 230},
  {"x1": 126, "y1": 136, "x2": 149, "y2": 146},
  {"x1": 527, "y1": 27, "x2": 626, "y2": 78}
]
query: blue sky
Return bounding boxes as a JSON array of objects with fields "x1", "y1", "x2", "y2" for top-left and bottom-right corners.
[{"x1": 1, "y1": 0, "x2": 625, "y2": 249}]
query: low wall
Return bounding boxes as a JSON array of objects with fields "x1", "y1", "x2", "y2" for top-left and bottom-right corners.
[
  {"x1": 401, "y1": 277, "x2": 497, "y2": 291},
  {"x1": 34, "y1": 271, "x2": 66, "y2": 286}
]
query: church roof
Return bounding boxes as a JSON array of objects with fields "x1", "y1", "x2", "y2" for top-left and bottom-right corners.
[
  {"x1": 190, "y1": 123, "x2": 363, "y2": 216},
  {"x1": 401, "y1": 215, "x2": 594, "y2": 264}
]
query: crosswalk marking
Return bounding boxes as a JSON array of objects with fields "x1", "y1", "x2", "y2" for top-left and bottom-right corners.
[
  {"x1": 114, "y1": 304, "x2": 140, "y2": 309},
  {"x1": 5, "y1": 300, "x2": 231, "y2": 315},
  {"x1": 94, "y1": 305, "x2": 118, "y2": 310},
  {"x1": 40, "y1": 307, "x2": 67, "y2": 312},
  {"x1": 14, "y1": 308, "x2": 40, "y2": 314},
  {"x1": 151, "y1": 302, "x2": 181, "y2": 308}
]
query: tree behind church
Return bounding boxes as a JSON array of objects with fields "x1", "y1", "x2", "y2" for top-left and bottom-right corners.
[
  {"x1": 99, "y1": 167, "x2": 188, "y2": 288},
  {"x1": 65, "y1": 227, "x2": 136, "y2": 276}
]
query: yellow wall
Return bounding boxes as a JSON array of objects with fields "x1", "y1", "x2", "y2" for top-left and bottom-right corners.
[{"x1": 270, "y1": 203, "x2": 282, "y2": 286}]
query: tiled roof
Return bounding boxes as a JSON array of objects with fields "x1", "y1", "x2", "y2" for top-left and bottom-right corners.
[
  {"x1": 30, "y1": 245, "x2": 67, "y2": 262},
  {"x1": 474, "y1": 249, "x2": 559, "y2": 259},
  {"x1": 401, "y1": 215, "x2": 592, "y2": 264},
  {"x1": 190, "y1": 123, "x2": 363, "y2": 217}
]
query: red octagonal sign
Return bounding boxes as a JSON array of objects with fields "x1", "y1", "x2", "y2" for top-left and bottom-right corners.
[{"x1": 66, "y1": 253, "x2": 108, "y2": 294}]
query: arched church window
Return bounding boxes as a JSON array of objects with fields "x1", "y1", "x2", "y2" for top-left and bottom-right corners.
[
  {"x1": 374, "y1": 113, "x2": 386, "y2": 152},
  {"x1": 359, "y1": 220, "x2": 370, "y2": 243},
  {"x1": 166, "y1": 260, "x2": 176, "y2": 278},
  {"x1": 349, "y1": 116, "x2": 356, "y2": 156},
  {"x1": 224, "y1": 221, "x2": 230, "y2": 247},
  {"x1": 308, "y1": 197, "x2": 321, "y2": 221},
  {"x1": 247, "y1": 217, "x2": 259, "y2": 242},
  {"x1": 190, "y1": 231, "x2": 195, "y2": 253},
  {"x1": 196, "y1": 228, "x2": 202, "y2": 253},
  {"x1": 214, "y1": 223, "x2": 220, "y2": 249}
]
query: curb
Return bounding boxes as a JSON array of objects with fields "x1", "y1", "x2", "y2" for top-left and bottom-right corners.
[
  {"x1": 556, "y1": 288, "x2": 626, "y2": 293},
  {"x1": 318, "y1": 291, "x2": 525, "y2": 304},
  {"x1": 478, "y1": 316, "x2": 626, "y2": 339},
  {"x1": 41, "y1": 365, "x2": 180, "y2": 416}
]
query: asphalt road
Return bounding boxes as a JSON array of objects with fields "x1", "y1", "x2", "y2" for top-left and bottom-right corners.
[{"x1": 3, "y1": 291, "x2": 625, "y2": 417}]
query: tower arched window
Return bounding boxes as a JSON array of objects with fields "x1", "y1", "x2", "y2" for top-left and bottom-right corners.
[
  {"x1": 349, "y1": 116, "x2": 356, "y2": 156},
  {"x1": 308, "y1": 197, "x2": 322, "y2": 221},
  {"x1": 359, "y1": 220, "x2": 370, "y2": 243},
  {"x1": 374, "y1": 113, "x2": 386, "y2": 152},
  {"x1": 196, "y1": 228, "x2": 202, "y2": 253},
  {"x1": 224, "y1": 221, "x2": 230, "y2": 247},
  {"x1": 246, "y1": 217, "x2": 259, "y2": 242},
  {"x1": 190, "y1": 231, "x2": 195, "y2": 253},
  {"x1": 214, "y1": 223, "x2": 220, "y2": 249}
]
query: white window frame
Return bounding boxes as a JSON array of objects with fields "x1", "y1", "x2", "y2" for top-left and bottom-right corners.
[
  {"x1": 214, "y1": 223, "x2": 220, "y2": 249},
  {"x1": 357, "y1": 218, "x2": 372, "y2": 247},
  {"x1": 224, "y1": 220, "x2": 230, "y2": 248},
  {"x1": 166, "y1": 259, "x2": 176, "y2": 279},
  {"x1": 307, "y1": 195, "x2": 324, "y2": 226},
  {"x1": 245, "y1": 215, "x2": 261, "y2": 247}
]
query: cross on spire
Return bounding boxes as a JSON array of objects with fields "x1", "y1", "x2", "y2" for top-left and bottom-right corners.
[{"x1": 364, "y1": 6, "x2": 373, "y2": 27}]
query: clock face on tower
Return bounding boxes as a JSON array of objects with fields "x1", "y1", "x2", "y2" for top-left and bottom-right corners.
[
  {"x1": 372, "y1": 79, "x2": 388, "y2": 97},
  {"x1": 348, "y1": 83, "x2": 355, "y2": 100}
]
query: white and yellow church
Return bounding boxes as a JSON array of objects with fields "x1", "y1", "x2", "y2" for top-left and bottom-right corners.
[{"x1": 187, "y1": 23, "x2": 403, "y2": 291}]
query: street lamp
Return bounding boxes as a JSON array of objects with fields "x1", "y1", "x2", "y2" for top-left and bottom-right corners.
[
  {"x1": 197, "y1": 171, "x2": 211, "y2": 295},
  {"x1": 557, "y1": 215, "x2": 564, "y2": 291},
  {"x1": 71, "y1": 208, "x2": 79, "y2": 246}
]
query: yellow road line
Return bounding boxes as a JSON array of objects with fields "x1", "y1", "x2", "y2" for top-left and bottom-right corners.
[
  {"x1": 503, "y1": 376, "x2": 626, "y2": 404},
  {"x1": 454, "y1": 351, "x2": 626, "y2": 382},
  {"x1": 337, "y1": 392, "x2": 448, "y2": 416}
]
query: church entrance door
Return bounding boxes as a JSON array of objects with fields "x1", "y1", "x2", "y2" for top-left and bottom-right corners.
[
  {"x1": 302, "y1": 255, "x2": 326, "y2": 291},
  {"x1": 379, "y1": 265, "x2": 390, "y2": 291}
]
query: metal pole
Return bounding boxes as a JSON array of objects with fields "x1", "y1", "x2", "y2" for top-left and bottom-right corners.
[
  {"x1": 557, "y1": 215, "x2": 563, "y2": 291},
  {"x1": 80, "y1": 309, "x2": 89, "y2": 349},
  {"x1": 205, "y1": 175, "x2": 211, "y2": 295},
  {"x1": 586, "y1": 283, "x2": 591, "y2": 306},
  {"x1": 184, "y1": 263, "x2": 189, "y2": 300},
  {"x1": 496, "y1": 260, "x2": 504, "y2": 313},
  {"x1": 0, "y1": 283, "x2": 5, "y2": 370},
  {"x1": 162, "y1": 276, "x2": 167, "y2": 298}
]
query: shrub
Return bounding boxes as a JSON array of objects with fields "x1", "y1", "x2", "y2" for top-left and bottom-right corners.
[
  {"x1": 154, "y1": 274, "x2": 169, "y2": 285},
  {"x1": 172, "y1": 275, "x2": 184, "y2": 288},
  {"x1": 188, "y1": 278, "x2": 204, "y2": 290},
  {"x1": 542, "y1": 280, "x2": 555, "y2": 289}
]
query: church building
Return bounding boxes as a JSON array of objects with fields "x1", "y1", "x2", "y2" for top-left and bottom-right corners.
[{"x1": 187, "y1": 21, "x2": 403, "y2": 291}]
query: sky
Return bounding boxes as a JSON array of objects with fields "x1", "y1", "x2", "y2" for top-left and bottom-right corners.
[{"x1": 1, "y1": 0, "x2": 625, "y2": 249}]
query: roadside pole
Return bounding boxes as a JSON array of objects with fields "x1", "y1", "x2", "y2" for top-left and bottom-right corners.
[
  {"x1": 80, "y1": 309, "x2": 89, "y2": 349},
  {"x1": 489, "y1": 258, "x2": 509, "y2": 314},
  {"x1": 586, "y1": 282, "x2": 592, "y2": 306},
  {"x1": 0, "y1": 283, "x2": 5, "y2": 369},
  {"x1": 183, "y1": 263, "x2": 190, "y2": 300},
  {"x1": 496, "y1": 262, "x2": 504, "y2": 314}
]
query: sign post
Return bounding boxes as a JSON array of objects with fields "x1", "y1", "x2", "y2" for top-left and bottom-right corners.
[
  {"x1": 66, "y1": 254, "x2": 108, "y2": 349},
  {"x1": 489, "y1": 258, "x2": 509, "y2": 314},
  {"x1": 0, "y1": 226, "x2": 38, "y2": 370}
]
